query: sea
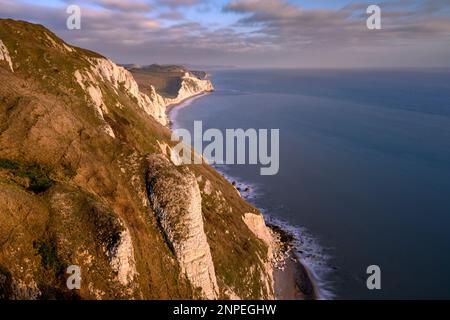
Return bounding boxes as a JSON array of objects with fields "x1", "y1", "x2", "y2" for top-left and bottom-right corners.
[{"x1": 170, "y1": 68, "x2": 450, "y2": 299}]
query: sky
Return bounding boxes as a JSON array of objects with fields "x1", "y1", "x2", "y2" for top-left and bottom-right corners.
[{"x1": 1, "y1": 0, "x2": 450, "y2": 68}]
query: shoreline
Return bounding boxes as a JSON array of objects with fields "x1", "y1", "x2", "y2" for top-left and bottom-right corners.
[
  {"x1": 165, "y1": 91, "x2": 322, "y2": 300},
  {"x1": 166, "y1": 92, "x2": 210, "y2": 129},
  {"x1": 269, "y1": 224, "x2": 318, "y2": 300}
]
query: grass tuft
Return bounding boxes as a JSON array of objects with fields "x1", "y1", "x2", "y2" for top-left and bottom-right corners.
[{"x1": 0, "y1": 158, "x2": 54, "y2": 193}]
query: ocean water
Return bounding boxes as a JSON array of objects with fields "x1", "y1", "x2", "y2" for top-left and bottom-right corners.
[{"x1": 171, "y1": 69, "x2": 450, "y2": 299}]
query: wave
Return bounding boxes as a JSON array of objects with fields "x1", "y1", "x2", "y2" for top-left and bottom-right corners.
[
  {"x1": 212, "y1": 164, "x2": 335, "y2": 300},
  {"x1": 169, "y1": 97, "x2": 335, "y2": 300},
  {"x1": 264, "y1": 214, "x2": 335, "y2": 300}
]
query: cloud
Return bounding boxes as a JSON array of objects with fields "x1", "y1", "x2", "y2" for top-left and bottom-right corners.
[
  {"x1": 0, "y1": 0, "x2": 449, "y2": 67},
  {"x1": 158, "y1": 11, "x2": 185, "y2": 21},
  {"x1": 94, "y1": 0, "x2": 152, "y2": 12},
  {"x1": 223, "y1": 0, "x2": 450, "y2": 48},
  {"x1": 153, "y1": 0, "x2": 205, "y2": 8}
]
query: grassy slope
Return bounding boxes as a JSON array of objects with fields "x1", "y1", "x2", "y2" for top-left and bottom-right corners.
[
  {"x1": 0, "y1": 19, "x2": 272, "y2": 299},
  {"x1": 131, "y1": 68, "x2": 184, "y2": 98}
]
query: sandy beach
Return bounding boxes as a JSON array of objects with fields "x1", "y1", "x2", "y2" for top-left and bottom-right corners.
[{"x1": 270, "y1": 225, "x2": 317, "y2": 300}]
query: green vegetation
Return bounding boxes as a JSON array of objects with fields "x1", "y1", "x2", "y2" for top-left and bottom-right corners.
[
  {"x1": 0, "y1": 159, "x2": 54, "y2": 193},
  {"x1": 33, "y1": 238, "x2": 63, "y2": 272},
  {"x1": 0, "y1": 159, "x2": 18, "y2": 170},
  {"x1": 0, "y1": 19, "x2": 102, "y2": 96},
  {"x1": 131, "y1": 67, "x2": 185, "y2": 98},
  {"x1": 84, "y1": 201, "x2": 124, "y2": 253}
]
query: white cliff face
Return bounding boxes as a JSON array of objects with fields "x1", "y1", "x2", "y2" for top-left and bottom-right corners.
[
  {"x1": 86, "y1": 82, "x2": 116, "y2": 138},
  {"x1": 108, "y1": 228, "x2": 138, "y2": 287},
  {"x1": 146, "y1": 155, "x2": 219, "y2": 299},
  {"x1": 243, "y1": 213, "x2": 275, "y2": 299},
  {"x1": 74, "y1": 66, "x2": 116, "y2": 138},
  {"x1": 0, "y1": 40, "x2": 14, "y2": 72},
  {"x1": 181, "y1": 174, "x2": 219, "y2": 299},
  {"x1": 89, "y1": 58, "x2": 167, "y2": 124},
  {"x1": 243, "y1": 213, "x2": 273, "y2": 249},
  {"x1": 74, "y1": 57, "x2": 213, "y2": 128},
  {"x1": 73, "y1": 57, "x2": 167, "y2": 127},
  {"x1": 163, "y1": 73, "x2": 214, "y2": 107}
]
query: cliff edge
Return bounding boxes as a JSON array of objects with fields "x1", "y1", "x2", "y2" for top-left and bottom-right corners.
[{"x1": 0, "y1": 19, "x2": 274, "y2": 300}]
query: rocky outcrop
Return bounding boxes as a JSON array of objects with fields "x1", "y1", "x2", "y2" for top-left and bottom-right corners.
[
  {"x1": 108, "y1": 228, "x2": 138, "y2": 287},
  {"x1": 243, "y1": 213, "x2": 275, "y2": 299},
  {"x1": 0, "y1": 40, "x2": 13, "y2": 72},
  {"x1": 243, "y1": 213, "x2": 273, "y2": 251},
  {"x1": 145, "y1": 155, "x2": 218, "y2": 299}
]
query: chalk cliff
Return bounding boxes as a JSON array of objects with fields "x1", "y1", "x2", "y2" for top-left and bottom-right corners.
[
  {"x1": 146, "y1": 155, "x2": 219, "y2": 299},
  {"x1": 162, "y1": 72, "x2": 214, "y2": 108},
  {"x1": 74, "y1": 58, "x2": 213, "y2": 128},
  {"x1": 0, "y1": 19, "x2": 273, "y2": 300}
]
